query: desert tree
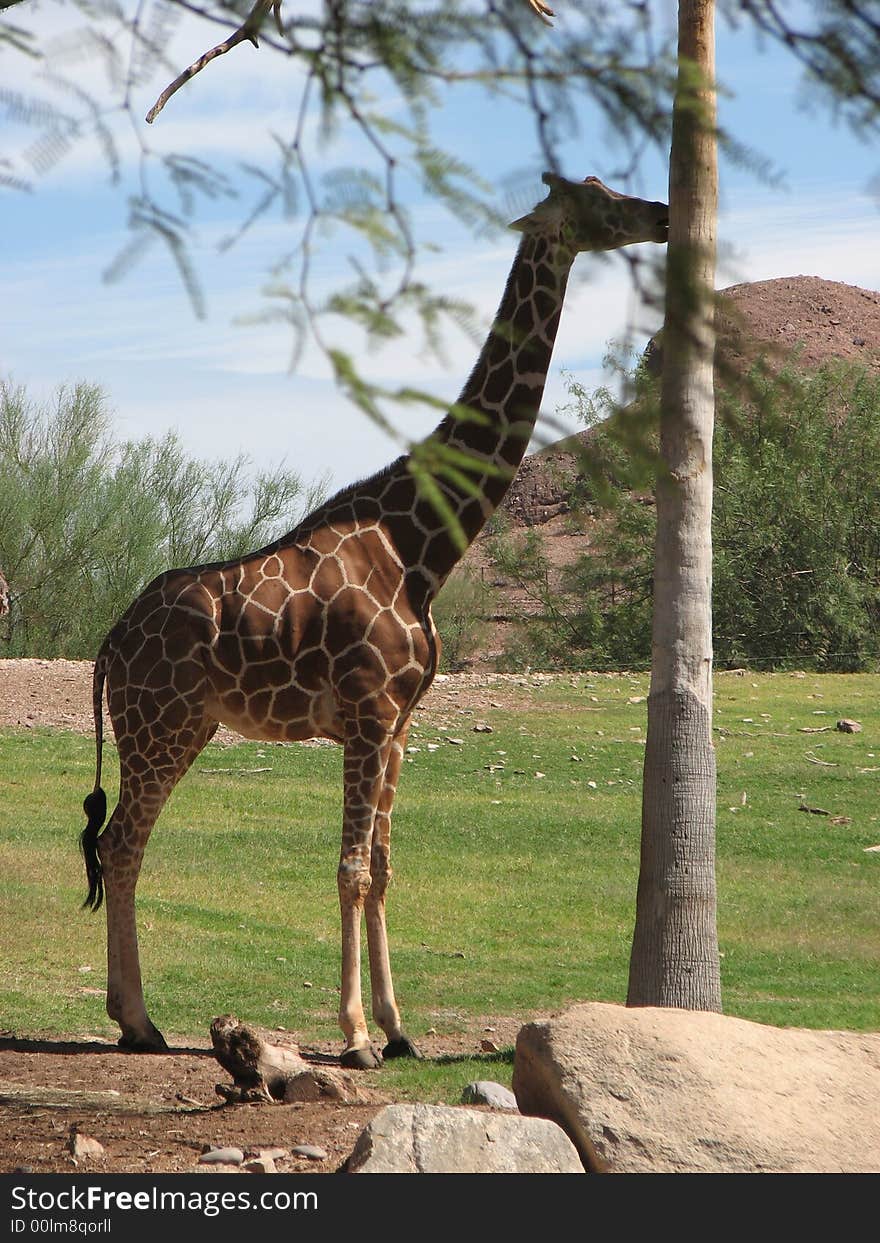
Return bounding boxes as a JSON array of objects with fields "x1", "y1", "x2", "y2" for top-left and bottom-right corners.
[
  {"x1": 0, "y1": 380, "x2": 324, "y2": 656},
  {"x1": 1, "y1": 0, "x2": 676, "y2": 496}
]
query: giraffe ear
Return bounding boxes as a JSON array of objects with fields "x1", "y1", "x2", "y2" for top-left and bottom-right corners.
[{"x1": 510, "y1": 172, "x2": 566, "y2": 231}]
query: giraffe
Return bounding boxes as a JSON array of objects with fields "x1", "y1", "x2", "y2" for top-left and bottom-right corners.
[{"x1": 80, "y1": 174, "x2": 668, "y2": 1066}]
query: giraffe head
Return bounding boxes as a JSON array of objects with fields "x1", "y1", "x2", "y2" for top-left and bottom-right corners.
[{"x1": 511, "y1": 173, "x2": 668, "y2": 252}]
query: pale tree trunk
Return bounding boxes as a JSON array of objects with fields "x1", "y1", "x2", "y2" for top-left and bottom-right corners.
[{"x1": 627, "y1": 0, "x2": 721, "y2": 1010}]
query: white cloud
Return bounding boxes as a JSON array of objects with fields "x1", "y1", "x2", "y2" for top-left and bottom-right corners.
[{"x1": 717, "y1": 183, "x2": 880, "y2": 290}]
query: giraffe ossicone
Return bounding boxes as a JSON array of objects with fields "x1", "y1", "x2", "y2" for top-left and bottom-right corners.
[{"x1": 80, "y1": 174, "x2": 668, "y2": 1063}]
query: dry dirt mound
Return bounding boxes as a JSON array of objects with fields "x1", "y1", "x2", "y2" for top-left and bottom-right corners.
[
  {"x1": 501, "y1": 275, "x2": 880, "y2": 526},
  {"x1": 459, "y1": 275, "x2": 880, "y2": 666}
]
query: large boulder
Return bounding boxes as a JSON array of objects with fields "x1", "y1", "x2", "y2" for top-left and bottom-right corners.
[
  {"x1": 343, "y1": 1104, "x2": 583, "y2": 1174},
  {"x1": 513, "y1": 1001, "x2": 880, "y2": 1173}
]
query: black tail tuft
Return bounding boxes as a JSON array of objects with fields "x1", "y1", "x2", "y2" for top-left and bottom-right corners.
[{"x1": 80, "y1": 788, "x2": 108, "y2": 911}]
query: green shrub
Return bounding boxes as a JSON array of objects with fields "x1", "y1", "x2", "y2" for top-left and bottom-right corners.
[
  {"x1": 432, "y1": 566, "x2": 494, "y2": 670},
  {"x1": 494, "y1": 359, "x2": 880, "y2": 672},
  {"x1": 0, "y1": 381, "x2": 325, "y2": 658}
]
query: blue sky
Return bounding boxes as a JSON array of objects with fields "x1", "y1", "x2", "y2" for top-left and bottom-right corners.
[{"x1": 2, "y1": 2, "x2": 878, "y2": 498}]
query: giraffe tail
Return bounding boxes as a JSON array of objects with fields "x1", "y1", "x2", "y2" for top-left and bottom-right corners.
[{"x1": 80, "y1": 652, "x2": 109, "y2": 911}]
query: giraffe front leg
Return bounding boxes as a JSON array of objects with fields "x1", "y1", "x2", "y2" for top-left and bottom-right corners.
[
  {"x1": 337, "y1": 721, "x2": 395, "y2": 1071},
  {"x1": 366, "y1": 726, "x2": 421, "y2": 1060}
]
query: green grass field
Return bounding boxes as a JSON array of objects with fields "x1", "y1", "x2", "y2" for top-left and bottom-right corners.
[{"x1": 1, "y1": 672, "x2": 878, "y2": 1070}]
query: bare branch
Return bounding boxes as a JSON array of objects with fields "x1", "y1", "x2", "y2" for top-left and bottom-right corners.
[
  {"x1": 145, "y1": 0, "x2": 283, "y2": 124},
  {"x1": 527, "y1": 0, "x2": 555, "y2": 26}
]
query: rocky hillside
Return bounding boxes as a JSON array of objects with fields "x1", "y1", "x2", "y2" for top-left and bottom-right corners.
[{"x1": 455, "y1": 276, "x2": 880, "y2": 667}]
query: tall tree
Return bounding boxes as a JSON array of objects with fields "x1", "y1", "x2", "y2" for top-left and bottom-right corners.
[{"x1": 627, "y1": 0, "x2": 721, "y2": 1010}]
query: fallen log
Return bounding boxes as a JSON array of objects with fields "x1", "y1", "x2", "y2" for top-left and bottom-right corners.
[{"x1": 209, "y1": 1015, "x2": 381, "y2": 1105}]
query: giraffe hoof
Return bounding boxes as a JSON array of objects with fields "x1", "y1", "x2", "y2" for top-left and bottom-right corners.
[
  {"x1": 340, "y1": 1045, "x2": 383, "y2": 1071},
  {"x1": 117, "y1": 1026, "x2": 169, "y2": 1053},
  {"x1": 383, "y1": 1034, "x2": 422, "y2": 1060}
]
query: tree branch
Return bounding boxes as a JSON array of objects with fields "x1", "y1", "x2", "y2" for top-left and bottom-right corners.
[
  {"x1": 527, "y1": 0, "x2": 555, "y2": 25},
  {"x1": 146, "y1": 0, "x2": 558, "y2": 124},
  {"x1": 145, "y1": 0, "x2": 284, "y2": 124}
]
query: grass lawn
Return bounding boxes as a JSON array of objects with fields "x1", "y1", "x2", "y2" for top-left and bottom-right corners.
[{"x1": 1, "y1": 671, "x2": 878, "y2": 1092}]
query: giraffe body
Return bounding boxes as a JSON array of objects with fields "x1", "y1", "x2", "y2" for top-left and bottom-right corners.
[{"x1": 81, "y1": 175, "x2": 667, "y2": 1061}]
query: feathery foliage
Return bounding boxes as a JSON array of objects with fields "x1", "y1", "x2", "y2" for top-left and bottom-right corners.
[
  {"x1": 489, "y1": 360, "x2": 880, "y2": 672},
  {"x1": 0, "y1": 380, "x2": 325, "y2": 657}
]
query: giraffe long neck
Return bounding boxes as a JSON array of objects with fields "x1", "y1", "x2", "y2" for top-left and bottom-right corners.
[
  {"x1": 288, "y1": 229, "x2": 577, "y2": 603},
  {"x1": 409, "y1": 228, "x2": 576, "y2": 585}
]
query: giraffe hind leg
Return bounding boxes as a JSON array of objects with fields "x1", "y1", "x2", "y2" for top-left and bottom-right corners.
[{"x1": 99, "y1": 717, "x2": 218, "y2": 1051}]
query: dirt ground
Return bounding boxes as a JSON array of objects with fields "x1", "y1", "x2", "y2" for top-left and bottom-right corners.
[
  {"x1": 0, "y1": 1018, "x2": 535, "y2": 1176},
  {"x1": 0, "y1": 658, "x2": 567, "y2": 1175},
  {"x1": 0, "y1": 657, "x2": 572, "y2": 737}
]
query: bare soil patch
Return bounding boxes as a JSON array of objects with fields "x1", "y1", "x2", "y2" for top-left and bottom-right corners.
[
  {"x1": 0, "y1": 658, "x2": 578, "y2": 738},
  {"x1": 0, "y1": 1017, "x2": 534, "y2": 1175}
]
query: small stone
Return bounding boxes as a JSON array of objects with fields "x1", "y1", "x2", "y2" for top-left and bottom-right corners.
[
  {"x1": 447, "y1": 737, "x2": 464, "y2": 745},
  {"x1": 199, "y1": 1146, "x2": 245, "y2": 1166},
  {"x1": 534, "y1": 771, "x2": 545, "y2": 779},
  {"x1": 480, "y1": 1038, "x2": 500, "y2": 1053},
  {"x1": 292, "y1": 1144, "x2": 328, "y2": 1161},
  {"x1": 69, "y1": 1131, "x2": 104, "y2": 1161},
  {"x1": 247, "y1": 1146, "x2": 289, "y2": 1162},
  {"x1": 864, "y1": 845, "x2": 880, "y2": 854},
  {"x1": 836, "y1": 719, "x2": 862, "y2": 733},
  {"x1": 473, "y1": 722, "x2": 493, "y2": 733},
  {"x1": 243, "y1": 1157, "x2": 277, "y2": 1173},
  {"x1": 461, "y1": 1080, "x2": 519, "y2": 1111}
]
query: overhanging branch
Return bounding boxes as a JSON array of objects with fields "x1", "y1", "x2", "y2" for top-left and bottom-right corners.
[
  {"x1": 145, "y1": 0, "x2": 284, "y2": 124},
  {"x1": 146, "y1": 0, "x2": 559, "y2": 124}
]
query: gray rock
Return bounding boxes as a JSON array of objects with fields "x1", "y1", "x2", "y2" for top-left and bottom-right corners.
[
  {"x1": 344, "y1": 1104, "x2": 583, "y2": 1173},
  {"x1": 291, "y1": 1144, "x2": 328, "y2": 1161},
  {"x1": 281, "y1": 1066, "x2": 373, "y2": 1104},
  {"x1": 247, "y1": 1146, "x2": 289, "y2": 1162},
  {"x1": 242, "y1": 1157, "x2": 277, "y2": 1173},
  {"x1": 461, "y1": 1080, "x2": 519, "y2": 1111},
  {"x1": 513, "y1": 1001, "x2": 880, "y2": 1173},
  {"x1": 199, "y1": 1146, "x2": 245, "y2": 1166}
]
